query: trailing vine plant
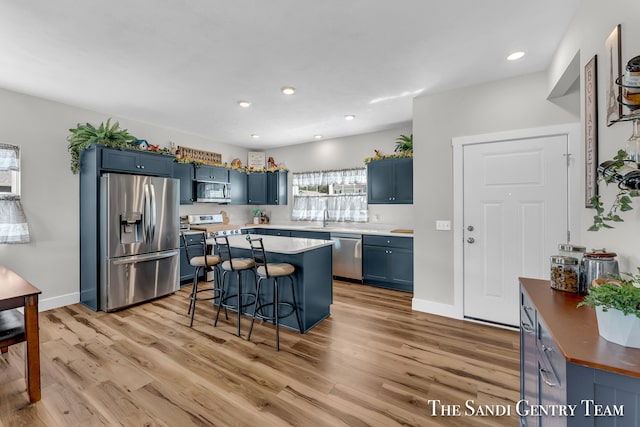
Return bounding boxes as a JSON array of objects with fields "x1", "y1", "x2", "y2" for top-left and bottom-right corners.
[{"x1": 589, "y1": 149, "x2": 640, "y2": 231}]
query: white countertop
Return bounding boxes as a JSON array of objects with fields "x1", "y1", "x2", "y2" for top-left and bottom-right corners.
[
  {"x1": 207, "y1": 234, "x2": 334, "y2": 255},
  {"x1": 242, "y1": 223, "x2": 413, "y2": 237}
]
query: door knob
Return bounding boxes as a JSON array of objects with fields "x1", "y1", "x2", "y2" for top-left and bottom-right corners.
[
  {"x1": 467, "y1": 237, "x2": 475, "y2": 244},
  {"x1": 467, "y1": 225, "x2": 474, "y2": 231}
]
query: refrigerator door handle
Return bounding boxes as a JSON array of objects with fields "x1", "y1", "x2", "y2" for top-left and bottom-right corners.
[
  {"x1": 143, "y1": 183, "x2": 151, "y2": 243},
  {"x1": 111, "y1": 250, "x2": 179, "y2": 265},
  {"x1": 149, "y1": 182, "x2": 157, "y2": 242}
]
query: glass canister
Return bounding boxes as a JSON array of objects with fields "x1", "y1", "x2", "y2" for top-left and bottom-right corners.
[
  {"x1": 581, "y1": 250, "x2": 619, "y2": 292},
  {"x1": 558, "y1": 244, "x2": 586, "y2": 261},
  {"x1": 550, "y1": 255, "x2": 581, "y2": 293}
]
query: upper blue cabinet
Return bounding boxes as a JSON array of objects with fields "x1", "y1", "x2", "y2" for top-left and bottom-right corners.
[{"x1": 367, "y1": 157, "x2": 413, "y2": 204}]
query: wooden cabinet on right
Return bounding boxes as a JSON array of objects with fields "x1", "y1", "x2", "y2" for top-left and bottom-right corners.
[
  {"x1": 519, "y1": 278, "x2": 640, "y2": 426},
  {"x1": 362, "y1": 235, "x2": 413, "y2": 292},
  {"x1": 367, "y1": 157, "x2": 413, "y2": 204}
]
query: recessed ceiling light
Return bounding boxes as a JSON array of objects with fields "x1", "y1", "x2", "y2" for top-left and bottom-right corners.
[
  {"x1": 238, "y1": 100, "x2": 251, "y2": 108},
  {"x1": 281, "y1": 86, "x2": 296, "y2": 95},
  {"x1": 314, "y1": 135, "x2": 322, "y2": 140},
  {"x1": 344, "y1": 114, "x2": 356, "y2": 121},
  {"x1": 507, "y1": 51, "x2": 525, "y2": 61},
  {"x1": 251, "y1": 134, "x2": 260, "y2": 139}
]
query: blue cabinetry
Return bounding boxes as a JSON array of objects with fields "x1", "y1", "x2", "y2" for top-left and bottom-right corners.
[
  {"x1": 247, "y1": 171, "x2": 287, "y2": 205},
  {"x1": 367, "y1": 157, "x2": 413, "y2": 204},
  {"x1": 362, "y1": 235, "x2": 413, "y2": 292},
  {"x1": 194, "y1": 165, "x2": 229, "y2": 182},
  {"x1": 229, "y1": 169, "x2": 247, "y2": 205},
  {"x1": 519, "y1": 280, "x2": 640, "y2": 426},
  {"x1": 179, "y1": 232, "x2": 206, "y2": 284},
  {"x1": 172, "y1": 162, "x2": 194, "y2": 205},
  {"x1": 101, "y1": 147, "x2": 174, "y2": 176}
]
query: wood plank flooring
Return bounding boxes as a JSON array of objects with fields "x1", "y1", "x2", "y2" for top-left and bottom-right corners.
[{"x1": 0, "y1": 281, "x2": 520, "y2": 426}]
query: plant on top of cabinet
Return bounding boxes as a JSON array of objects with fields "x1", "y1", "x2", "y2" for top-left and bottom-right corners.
[
  {"x1": 67, "y1": 118, "x2": 137, "y2": 174},
  {"x1": 394, "y1": 133, "x2": 413, "y2": 155},
  {"x1": 578, "y1": 270, "x2": 640, "y2": 318},
  {"x1": 362, "y1": 133, "x2": 413, "y2": 164}
]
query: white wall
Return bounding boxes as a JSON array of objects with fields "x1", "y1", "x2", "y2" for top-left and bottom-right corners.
[
  {"x1": 549, "y1": 0, "x2": 640, "y2": 272},
  {"x1": 412, "y1": 71, "x2": 579, "y2": 308},
  {"x1": 264, "y1": 125, "x2": 415, "y2": 227},
  {"x1": 0, "y1": 87, "x2": 247, "y2": 310}
]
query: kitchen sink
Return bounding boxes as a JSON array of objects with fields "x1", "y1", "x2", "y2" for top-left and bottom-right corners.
[{"x1": 305, "y1": 226, "x2": 337, "y2": 231}]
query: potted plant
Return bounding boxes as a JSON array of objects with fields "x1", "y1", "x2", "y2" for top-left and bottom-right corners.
[
  {"x1": 251, "y1": 209, "x2": 262, "y2": 224},
  {"x1": 67, "y1": 118, "x2": 137, "y2": 174},
  {"x1": 578, "y1": 270, "x2": 640, "y2": 348},
  {"x1": 394, "y1": 134, "x2": 413, "y2": 155}
]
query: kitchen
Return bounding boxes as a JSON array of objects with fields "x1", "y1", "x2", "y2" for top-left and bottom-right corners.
[{"x1": 1, "y1": 0, "x2": 640, "y2": 425}]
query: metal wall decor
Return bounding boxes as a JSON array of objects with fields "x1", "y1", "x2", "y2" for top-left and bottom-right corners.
[
  {"x1": 605, "y1": 24, "x2": 622, "y2": 126},
  {"x1": 585, "y1": 55, "x2": 598, "y2": 207}
]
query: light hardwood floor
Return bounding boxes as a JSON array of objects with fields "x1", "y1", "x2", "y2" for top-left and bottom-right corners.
[{"x1": 0, "y1": 281, "x2": 520, "y2": 426}]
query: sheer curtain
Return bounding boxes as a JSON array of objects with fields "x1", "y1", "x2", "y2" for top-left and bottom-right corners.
[
  {"x1": 0, "y1": 144, "x2": 30, "y2": 243},
  {"x1": 292, "y1": 168, "x2": 368, "y2": 222}
]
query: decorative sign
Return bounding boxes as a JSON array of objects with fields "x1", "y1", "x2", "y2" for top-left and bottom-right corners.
[
  {"x1": 605, "y1": 24, "x2": 622, "y2": 126},
  {"x1": 177, "y1": 146, "x2": 222, "y2": 165},
  {"x1": 585, "y1": 55, "x2": 598, "y2": 208},
  {"x1": 247, "y1": 151, "x2": 266, "y2": 169}
]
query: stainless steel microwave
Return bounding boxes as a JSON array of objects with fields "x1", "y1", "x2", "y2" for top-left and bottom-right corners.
[{"x1": 194, "y1": 180, "x2": 231, "y2": 203}]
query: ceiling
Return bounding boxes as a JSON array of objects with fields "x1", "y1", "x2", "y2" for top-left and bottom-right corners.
[{"x1": 0, "y1": 0, "x2": 579, "y2": 149}]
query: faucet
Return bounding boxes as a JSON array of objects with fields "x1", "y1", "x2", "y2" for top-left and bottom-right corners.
[{"x1": 323, "y1": 208, "x2": 329, "y2": 228}]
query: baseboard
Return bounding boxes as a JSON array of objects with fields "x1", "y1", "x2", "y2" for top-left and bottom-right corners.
[
  {"x1": 39, "y1": 292, "x2": 80, "y2": 312},
  {"x1": 411, "y1": 297, "x2": 462, "y2": 320}
]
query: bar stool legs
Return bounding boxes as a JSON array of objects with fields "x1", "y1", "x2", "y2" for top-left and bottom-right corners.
[
  {"x1": 247, "y1": 273, "x2": 302, "y2": 351},
  {"x1": 214, "y1": 268, "x2": 256, "y2": 336}
]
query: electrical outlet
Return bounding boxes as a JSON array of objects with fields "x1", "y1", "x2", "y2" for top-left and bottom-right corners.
[{"x1": 436, "y1": 220, "x2": 451, "y2": 231}]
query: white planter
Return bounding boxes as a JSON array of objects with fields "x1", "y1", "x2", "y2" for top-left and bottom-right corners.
[
  {"x1": 253, "y1": 217, "x2": 260, "y2": 224},
  {"x1": 595, "y1": 306, "x2": 640, "y2": 348}
]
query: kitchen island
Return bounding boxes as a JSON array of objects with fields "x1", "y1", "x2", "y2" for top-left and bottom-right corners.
[{"x1": 208, "y1": 234, "x2": 334, "y2": 333}]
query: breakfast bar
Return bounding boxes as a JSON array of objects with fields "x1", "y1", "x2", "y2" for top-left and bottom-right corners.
[{"x1": 208, "y1": 234, "x2": 334, "y2": 333}]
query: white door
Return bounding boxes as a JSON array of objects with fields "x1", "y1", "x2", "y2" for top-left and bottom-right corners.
[{"x1": 463, "y1": 135, "x2": 568, "y2": 326}]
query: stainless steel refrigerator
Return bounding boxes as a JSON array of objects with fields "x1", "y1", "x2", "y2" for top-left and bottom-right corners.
[{"x1": 100, "y1": 173, "x2": 180, "y2": 311}]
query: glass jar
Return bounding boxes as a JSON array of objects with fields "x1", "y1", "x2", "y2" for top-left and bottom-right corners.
[
  {"x1": 558, "y1": 243, "x2": 586, "y2": 262},
  {"x1": 550, "y1": 256, "x2": 580, "y2": 293},
  {"x1": 626, "y1": 119, "x2": 640, "y2": 166}
]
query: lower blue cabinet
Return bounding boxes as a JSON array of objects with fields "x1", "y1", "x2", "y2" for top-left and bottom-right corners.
[{"x1": 362, "y1": 235, "x2": 413, "y2": 292}]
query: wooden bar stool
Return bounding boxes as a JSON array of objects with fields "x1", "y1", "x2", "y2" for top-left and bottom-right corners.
[
  {"x1": 181, "y1": 231, "x2": 225, "y2": 327},
  {"x1": 246, "y1": 236, "x2": 302, "y2": 351},
  {"x1": 213, "y1": 235, "x2": 256, "y2": 336}
]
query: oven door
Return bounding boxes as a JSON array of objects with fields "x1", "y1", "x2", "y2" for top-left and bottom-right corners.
[{"x1": 195, "y1": 181, "x2": 231, "y2": 203}]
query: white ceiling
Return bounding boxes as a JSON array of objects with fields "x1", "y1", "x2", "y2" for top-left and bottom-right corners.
[{"x1": 0, "y1": 0, "x2": 579, "y2": 149}]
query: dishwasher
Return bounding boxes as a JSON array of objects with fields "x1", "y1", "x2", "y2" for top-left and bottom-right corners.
[{"x1": 330, "y1": 233, "x2": 362, "y2": 281}]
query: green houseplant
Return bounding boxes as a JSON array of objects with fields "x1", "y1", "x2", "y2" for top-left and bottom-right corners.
[
  {"x1": 589, "y1": 149, "x2": 639, "y2": 231},
  {"x1": 394, "y1": 134, "x2": 413, "y2": 154},
  {"x1": 67, "y1": 118, "x2": 137, "y2": 174},
  {"x1": 578, "y1": 270, "x2": 640, "y2": 348}
]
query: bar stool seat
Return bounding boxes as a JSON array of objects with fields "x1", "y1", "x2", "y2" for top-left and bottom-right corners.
[
  {"x1": 213, "y1": 236, "x2": 256, "y2": 337},
  {"x1": 181, "y1": 231, "x2": 225, "y2": 328},
  {"x1": 246, "y1": 236, "x2": 302, "y2": 351}
]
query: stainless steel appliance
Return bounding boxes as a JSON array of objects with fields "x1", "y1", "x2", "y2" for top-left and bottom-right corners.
[
  {"x1": 194, "y1": 180, "x2": 231, "y2": 203},
  {"x1": 100, "y1": 173, "x2": 180, "y2": 311},
  {"x1": 187, "y1": 213, "x2": 243, "y2": 237},
  {"x1": 331, "y1": 233, "x2": 362, "y2": 281}
]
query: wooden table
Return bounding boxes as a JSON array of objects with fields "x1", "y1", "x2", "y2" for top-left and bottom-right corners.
[{"x1": 0, "y1": 266, "x2": 41, "y2": 403}]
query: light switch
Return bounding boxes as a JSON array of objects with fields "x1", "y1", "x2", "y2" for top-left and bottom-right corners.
[{"x1": 436, "y1": 220, "x2": 451, "y2": 231}]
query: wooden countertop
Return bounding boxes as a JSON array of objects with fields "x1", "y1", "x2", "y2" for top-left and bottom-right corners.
[{"x1": 520, "y1": 277, "x2": 640, "y2": 378}]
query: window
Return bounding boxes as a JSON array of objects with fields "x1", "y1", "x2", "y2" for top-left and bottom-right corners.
[
  {"x1": 291, "y1": 168, "x2": 368, "y2": 222},
  {"x1": 0, "y1": 144, "x2": 29, "y2": 243}
]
